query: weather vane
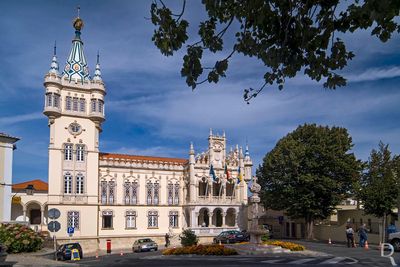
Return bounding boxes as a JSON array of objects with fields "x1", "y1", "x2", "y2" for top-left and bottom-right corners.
[{"x1": 77, "y1": 5, "x2": 80, "y2": 18}]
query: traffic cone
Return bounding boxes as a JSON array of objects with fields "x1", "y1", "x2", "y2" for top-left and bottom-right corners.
[
  {"x1": 328, "y1": 238, "x2": 332, "y2": 245},
  {"x1": 365, "y1": 241, "x2": 369, "y2": 250},
  {"x1": 219, "y1": 240, "x2": 222, "y2": 246}
]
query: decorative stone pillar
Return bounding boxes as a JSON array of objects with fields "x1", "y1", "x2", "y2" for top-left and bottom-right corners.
[
  {"x1": 195, "y1": 211, "x2": 199, "y2": 227},
  {"x1": 222, "y1": 211, "x2": 226, "y2": 227},
  {"x1": 234, "y1": 213, "x2": 238, "y2": 227},
  {"x1": 22, "y1": 207, "x2": 27, "y2": 222},
  {"x1": 40, "y1": 208, "x2": 45, "y2": 225},
  {"x1": 208, "y1": 212, "x2": 213, "y2": 227}
]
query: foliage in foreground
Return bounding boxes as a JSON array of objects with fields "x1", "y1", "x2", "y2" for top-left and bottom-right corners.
[
  {"x1": 0, "y1": 224, "x2": 44, "y2": 253},
  {"x1": 163, "y1": 244, "x2": 238, "y2": 256},
  {"x1": 264, "y1": 240, "x2": 305, "y2": 251},
  {"x1": 150, "y1": 0, "x2": 400, "y2": 102},
  {"x1": 179, "y1": 229, "x2": 199, "y2": 247}
]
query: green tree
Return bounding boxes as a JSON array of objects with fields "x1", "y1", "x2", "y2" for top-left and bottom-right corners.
[
  {"x1": 150, "y1": 0, "x2": 400, "y2": 102},
  {"x1": 257, "y1": 124, "x2": 361, "y2": 239},
  {"x1": 358, "y1": 142, "x2": 399, "y2": 243},
  {"x1": 179, "y1": 229, "x2": 199, "y2": 247}
]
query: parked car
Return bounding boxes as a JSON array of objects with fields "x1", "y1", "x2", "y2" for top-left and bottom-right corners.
[
  {"x1": 213, "y1": 230, "x2": 248, "y2": 244},
  {"x1": 56, "y1": 243, "x2": 83, "y2": 261},
  {"x1": 389, "y1": 232, "x2": 400, "y2": 251},
  {"x1": 132, "y1": 238, "x2": 158, "y2": 252}
]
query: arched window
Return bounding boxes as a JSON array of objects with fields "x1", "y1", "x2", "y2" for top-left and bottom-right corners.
[
  {"x1": 153, "y1": 182, "x2": 159, "y2": 205},
  {"x1": 108, "y1": 181, "x2": 115, "y2": 204},
  {"x1": 167, "y1": 183, "x2": 173, "y2": 205},
  {"x1": 100, "y1": 181, "x2": 107, "y2": 204},
  {"x1": 76, "y1": 173, "x2": 84, "y2": 194},
  {"x1": 126, "y1": 210, "x2": 136, "y2": 229},
  {"x1": 65, "y1": 96, "x2": 72, "y2": 111},
  {"x1": 131, "y1": 181, "x2": 138, "y2": 205},
  {"x1": 169, "y1": 211, "x2": 179, "y2": 228},
  {"x1": 76, "y1": 145, "x2": 85, "y2": 162},
  {"x1": 124, "y1": 182, "x2": 131, "y2": 205},
  {"x1": 64, "y1": 172, "x2": 72, "y2": 194},
  {"x1": 146, "y1": 182, "x2": 153, "y2": 205},
  {"x1": 64, "y1": 144, "x2": 73, "y2": 161},
  {"x1": 174, "y1": 183, "x2": 179, "y2": 205}
]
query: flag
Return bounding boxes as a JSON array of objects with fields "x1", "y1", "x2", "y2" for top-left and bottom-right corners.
[
  {"x1": 224, "y1": 163, "x2": 230, "y2": 179},
  {"x1": 209, "y1": 164, "x2": 217, "y2": 182},
  {"x1": 237, "y1": 166, "x2": 243, "y2": 184}
]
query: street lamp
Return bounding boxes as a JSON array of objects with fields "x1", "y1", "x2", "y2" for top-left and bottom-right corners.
[{"x1": 25, "y1": 184, "x2": 35, "y2": 195}]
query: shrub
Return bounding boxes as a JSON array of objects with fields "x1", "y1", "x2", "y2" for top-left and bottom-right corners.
[
  {"x1": 163, "y1": 244, "x2": 238, "y2": 256},
  {"x1": 0, "y1": 224, "x2": 44, "y2": 253},
  {"x1": 261, "y1": 233, "x2": 269, "y2": 242},
  {"x1": 263, "y1": 240, "x2": 305, "y2": 251},
  {"x1": 179, "y1": 229, "x2": 199, "y2": 247}
]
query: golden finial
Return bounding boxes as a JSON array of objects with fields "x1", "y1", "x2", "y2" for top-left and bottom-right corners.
[{"x1": 73, "y1": 6, "x2": 84, "y2": 31}]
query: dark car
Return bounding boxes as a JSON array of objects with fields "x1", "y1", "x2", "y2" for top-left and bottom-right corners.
[
  {"x1": 56, "y1": 243, "x2": 83, "y2": 261},
  {"x1": 213, "y1": 230, "x2": 248, "y2": 244},
  {"x1": 132, "y1": 238, "x2": 158, "y2": 252}
]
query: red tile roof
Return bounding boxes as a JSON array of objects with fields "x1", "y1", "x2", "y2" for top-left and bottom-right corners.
[
  {"x1": 12, "y1": 179, "x2": 48, "y2": 192},
  {"x1": 100, "y1": 152, "x2": 188, "y2": 165}
]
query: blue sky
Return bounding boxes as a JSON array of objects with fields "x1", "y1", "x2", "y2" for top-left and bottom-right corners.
[{"x1": 1, "y1": 1, "x2": 400, "y2": 184}]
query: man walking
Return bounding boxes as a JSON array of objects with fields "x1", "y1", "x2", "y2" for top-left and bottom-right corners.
[
  {"x1": 358, "y1": 224, "x2": 368, "y2": 247},
  {"x1": 346, "y1": 225, "x2": 355, "y2": 248},
  {"x1": 165, "y1": 233, "x2": 170, "y2": 248}
]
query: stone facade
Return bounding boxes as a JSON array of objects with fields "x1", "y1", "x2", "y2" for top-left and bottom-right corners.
[{"x1": 11, "y1": 15, "x2": 253, "y2": 253}]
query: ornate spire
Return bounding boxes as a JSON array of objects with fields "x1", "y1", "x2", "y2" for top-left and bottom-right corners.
[
  {"x1": 93, "y1": 51, "x2": 102, "y2": 82},
  {"x1": 62, "y1": 8, "x2": 90, "y2": 83},
  {"x1": 189, "y1": 142, "x2": 195, "y2": 155},
  {"x1": 245, "y1": 143, "x2": 250, "y2": 160},
  {"x1": 48, "y1": 41, "x2": 59, "y2": 75}
]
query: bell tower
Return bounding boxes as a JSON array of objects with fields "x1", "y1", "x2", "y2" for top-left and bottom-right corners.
[{"x1": 43, "y1": 13, "x2": 105, "y2": 237}]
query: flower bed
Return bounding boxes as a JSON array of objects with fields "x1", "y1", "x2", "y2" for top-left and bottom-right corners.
[
  {"x1": 0, "y1": 224, "x2": 44, "y2": 253},
  {"x1": 263, "y1": 240, "x2": 305, "y2": 251},
  {"x1": 163, "y1": 244, "x2": 238, "y2": 256}
]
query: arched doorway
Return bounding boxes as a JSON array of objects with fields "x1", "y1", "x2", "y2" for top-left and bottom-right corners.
[
  {"x1": 226, "y1": 208, "x2": 236, "y2": 226},
  {"x1": 213, "y1": 208, "x2": 223, "y2": 227},
  {"x1": 198, "y1": 178, "x2": 208, "y2": 196},
  {"x1": 198, "y1": 208, "x2": 209, "y2": 227},
  {"x1": 11, "y1": 203, "x2": 24, "y2": 221},
  {"x1": 25, "y1": 201, "x2": 41, "y2": 225}
]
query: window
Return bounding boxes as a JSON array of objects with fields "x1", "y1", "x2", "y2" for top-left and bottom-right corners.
[
  {"x1": 108, "y1": 181, "x2": 115, "y2": 204},
  {"x1": 98, "y1": 99, "x2": 104, "y2": 113},
  {"x1": 131, "y1": 182, "x2": 138, "y2": 205},
  {"x1": 147, "y1": 182, "x2": 153, "y2": 205},
  {"x1": 100, "y1": 181, "x2": 107, "y2": 204},
  {"x1": 174, "y1": 183, "x2": 179, "y2": 205},
  {"x1": 67, "y1": 211, "x2": 79, "y2": 229},
  {"x1": 76, "y1": 173, "x2": 84, "y2": 194},
  {"x1": 154, "y1": 182, "x2": 159, "y2": 205},
  {"x1": 168, "y1": 183, "x2": 173, "y2": 205},
  {"x1": 79, "y1": 98, "x2": 86, "y2": 112},
  {"x1": 66, "y1": 96, "x2": 72, "y2": 111},
  {"x1": 64, "y1": 144, "x2": 73, "y2": 161},
  {"x1": 72, "y1": 97, "x2": 79, "y2": 111},
  {"x1": 124, "y1": 182, "x2": 131, "y2": 205},
  {"x1": 91, "y1": 99, "x2": 96, "y2": 112},
  {"x1": 126, "y1": 210, "x2": 136, "y2": 229},
  {"x1": 54, "y1": 94, "x2": 60, "y2": 108},
  {"x1": 46, "y1": 93, "x2": 52, "y2": 107},
  {"x1": 76, "y1": 145, "x2": 85, "y2": 162},
  {"x1": 169, "y1": 211, "x2": 179, "y2": 228},
  {"x1": 102, "y1": 210, "x2": 113, "y2": 229},
  {"x1": 148, "y1": 211, "x2": 158, "y2": 228},
  {"x1": 64, "y1": 172, "x2": 72, "y2": 194}
]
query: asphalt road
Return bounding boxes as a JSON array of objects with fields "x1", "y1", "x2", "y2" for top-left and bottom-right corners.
[{"x1": 71, "y1": 241, "x2": 399, "y2": 267}]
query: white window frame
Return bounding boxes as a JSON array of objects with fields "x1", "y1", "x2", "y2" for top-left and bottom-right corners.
[
  {"x1": 76, "y1": 145, "x2": 85, "y2": 162},
  {"x1": 76, "y1": 173, "x2": 84, "y2": 194},
  {"x1": 64, "y1": 172, "x2": 72, "y2": 194},
  {"x1": 126, "y1": 210, "x2": 136, "y2": 229},
  {"x1": 100, "y1": 181, "x2": 107, "y2": 204},
  {"x1": 102, "y1": 210, "x2": 113, "y2": 229},
  {"x1": 64, "y1": 143, "x2": 73, "y2": 161},
  {"x1": 169, "y1": 211, "x2": 179, "y2": 228},
  {"x1": 131, "y1": 182, "x2": 138, "y2": 205},
  {"x1": 124, "y1": 182, "x2": 131, "y2": 205},
  {"x1": 108, "y1": 181, "x2": 115, "y2": 204},
  {"x1": 148, "y1": 210, "x2": 158, "y2": 228}
]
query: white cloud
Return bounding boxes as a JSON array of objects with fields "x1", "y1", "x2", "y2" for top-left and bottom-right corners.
[
  {"x1": 0, "y1": 112, "x2": 43, "y2": 127},
  {"x1": 347, "y1": 67, "x2": 400, "y2": 83}
]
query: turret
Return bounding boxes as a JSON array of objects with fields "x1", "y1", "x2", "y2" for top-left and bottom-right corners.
[
  {"x1": 244, "y1": 144, "x2": 253, "y2": 182},
  {"x1": 189, "y1": 142, "x2": 196, "y2": 202}
]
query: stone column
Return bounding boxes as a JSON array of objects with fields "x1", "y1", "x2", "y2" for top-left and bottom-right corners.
[
  {"x1": 222, "y1": 211, "x2": 226, "y2": 227},
  {"x1": 22, "y1": 207, "x2": 27, "y2": 222},
  {"x1": 234, "y1": 213, "x2": 239, "y2": 227},
  {"x1": 194, "y1": 211, "x2": 199, "y2": 227},
  {"x1": 40, "y1": 208, "x2": 45, "y2": 225},
  {"x1": 208, "y1": 212, "x2": 213, "y2": 227}
]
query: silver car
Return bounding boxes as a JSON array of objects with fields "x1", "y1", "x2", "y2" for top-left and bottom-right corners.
[{"x1": 132, "y1": 238, "x2": 158, "y2": 252}]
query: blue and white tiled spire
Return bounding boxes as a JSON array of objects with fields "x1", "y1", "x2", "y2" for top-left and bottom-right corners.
[
  {"x1": 92, "y1": 51, "x2": 102, "y2": 82},
  {"x1": 62, "y1": 15, "x2": 90, "y2": 83},
  {"x1": 48, "y1": 42, "x2": 59, "y2": 75}
]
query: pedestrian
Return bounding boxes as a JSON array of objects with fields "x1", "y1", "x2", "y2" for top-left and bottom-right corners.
[
  {"x1": 358, "y1": 224, "x2": 368, "y2": 247},
  {"x1": 346, "y1": 225, "x2": 355, "y2": 248},
  {"x1": 165, "y1": 233, "x2": 170, "y2": 248}
]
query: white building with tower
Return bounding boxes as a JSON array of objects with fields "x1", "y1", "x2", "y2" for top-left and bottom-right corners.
[{"x1": 11, "y1": 14, "x2": 253, "y2": 252}]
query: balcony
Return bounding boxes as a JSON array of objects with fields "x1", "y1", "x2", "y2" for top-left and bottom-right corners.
[
  {"x1": 89, "y1": 111, "x2": 105, "y2": 122},
  {"x1": 43, "y1": 106, "x2": 61, "y2": 118},
  {"x1": 195, "y1": 196, "x2": 240, "y2": 205}
]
